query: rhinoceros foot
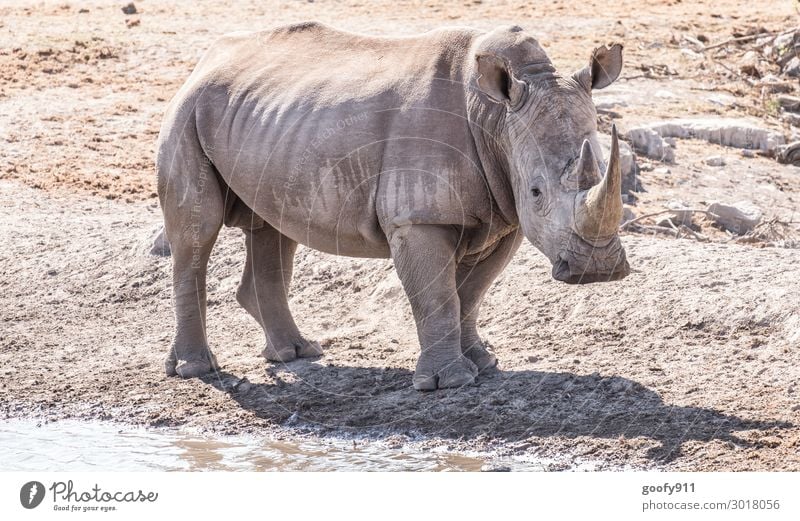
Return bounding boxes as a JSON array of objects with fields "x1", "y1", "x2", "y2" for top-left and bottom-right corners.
[
  {"x1": 413, "y1": 354, "x2": 478, "y2": 391},
  {"x1": 261, "y1": 337, "x2": 323, "y2": 363},
  {"x1": 462, "y1": 340, "x2": 499, "y2": 374},
  {"x1": 165, "y1": 350, "x2": 219, "y2": 378}
]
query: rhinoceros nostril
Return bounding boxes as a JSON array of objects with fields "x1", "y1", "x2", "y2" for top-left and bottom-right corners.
[{"x1": 552, "y1": 256, "x2": 571, "y2": 282}]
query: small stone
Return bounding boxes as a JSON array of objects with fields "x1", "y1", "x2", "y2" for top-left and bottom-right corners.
[
  {"x1": 781, "y1": 113, "x2": 800, "y2": 127},
  {"x1": 783, "y1": 56, "x2": 800, "y2": 78},
  {"x1": 480, "y1": 463, "x2": 512, "y2": 472},
  {"x1": 758, "y1": 77, "x2": 794, "y2": 95},
  {"x1": 774, "y1": 32, "x2": 796, "y2": 50},
  {"x1": 681, "y1": 48, "x2": 703, "y2": 60},
  {"x1": 777, "y1": 95, "x2": 800, "y2": 112},
  {"x1": 707, "y1": 201, "x2": 762, "y2": 235},
  {"x1": 595, "y1": 97, "x2": 628, "y2": 111},
  {"x1": 125, "y1": 17, "x2": 140, "y2": 28},
  {"x1": 620, "y1": 206, "x2": 636, "y2": 225},
  {"x1": 704, "y1": 155, "x2": 725, "y2": 167},
  {"x1": 739, "y1": 50, "x2": 761, "y2": 78},
  {"x1": 666, "y1": 199, "x2": 694, "y2": 227},
  {"x1": 121, "y1": 2, "x2": 137, "y2": 15},
  {"x1": 706, "y1": 93, "x2": 737, "y2": 107},
  {"x1": 654, "y1": 167, "x2": 671, "y2": 175}
]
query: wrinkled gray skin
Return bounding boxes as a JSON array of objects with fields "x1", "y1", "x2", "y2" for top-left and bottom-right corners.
[{"x1": 156, "y1": 23, "x2": 630, "y2": 390}]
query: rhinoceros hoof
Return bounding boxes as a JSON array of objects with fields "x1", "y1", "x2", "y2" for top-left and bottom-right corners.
[
  {"x1": 165, "y1": 351, "x2": 219, "y2": 378},
  {"x1": 262, "y1": 338, "x2": 323, "y2": 362},
  {"x1": 462, "y1": 341, "x2": 499, "y2": 374},
  {"x1": 413, "y1": 355, "x2": 478, "y2": 391}
]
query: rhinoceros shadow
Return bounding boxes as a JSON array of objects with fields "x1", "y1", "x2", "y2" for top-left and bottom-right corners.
[{"x1": 202, "y1": 363, "x2": 792, "y2": 463}]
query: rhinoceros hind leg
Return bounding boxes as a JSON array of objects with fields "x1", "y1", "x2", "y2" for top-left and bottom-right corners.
[
  {"x1": 456, "y1": 230, "x2": 523, "y2": 374},
  {"x1": 158, "y1": 139, "x2": 225, "y2": 379},
  {"x1": 461, "y1": 340, "x2": 499, "y2": 374},
  {"x1": 165, "y1": 351, "x2": 219, "y2": 378},
  {"x1": 236, "y1": 225, "x2": 323, "y2": 363},
  {"x1": 388, "y1": 224, "x2": 477, "y2": 391}
]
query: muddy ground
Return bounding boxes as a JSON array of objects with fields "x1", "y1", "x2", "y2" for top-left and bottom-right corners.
[{"x1": 1, "y1": 0, "x2": 800, "y2": 471}]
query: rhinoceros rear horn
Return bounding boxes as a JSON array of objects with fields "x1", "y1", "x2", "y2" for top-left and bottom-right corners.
[
  {"x1": 575, "y1": 139, "x2": 601, "y2": 190},
  {"x1": 575, "y1": 125, "x2": 623, "y2": 241}
]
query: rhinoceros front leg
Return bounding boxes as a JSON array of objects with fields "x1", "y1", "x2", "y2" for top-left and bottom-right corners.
[
  {"x1": 388, "y1": 224, "x2": 478, "y2": 390},
  {"x1": 236, "y1": 225, "x2": 323, "y2": 362},
  {"x1": 456, "y1": 230, "x2": 523, "y2": 373}
]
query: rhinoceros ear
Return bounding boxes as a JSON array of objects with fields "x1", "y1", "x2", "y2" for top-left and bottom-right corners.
[
  {"x1": 475, "y1": 53, "x2": 527, "y2": 107},
  {"x1": 573, "y1": 43, "x2": 623, "y2": 91}
]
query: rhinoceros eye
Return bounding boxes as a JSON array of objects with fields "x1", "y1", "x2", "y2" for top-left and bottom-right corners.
[{"x1": 531, "y1": 187, "x2": 542, "y2": 197}]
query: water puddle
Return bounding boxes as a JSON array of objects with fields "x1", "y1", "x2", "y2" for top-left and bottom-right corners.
[{"x1": 0, "y1": 419, "x2": 585, "y2": 471}]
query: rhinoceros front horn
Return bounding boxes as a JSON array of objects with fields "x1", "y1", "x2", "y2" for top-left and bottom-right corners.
[{"x1": 575, "y1": 124, "x2": 623, "y2": 241}]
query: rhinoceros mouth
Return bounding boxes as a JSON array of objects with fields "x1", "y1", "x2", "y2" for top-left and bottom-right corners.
[{"x1": 551, "y1": 255, "x2": 630, "y2": 285}]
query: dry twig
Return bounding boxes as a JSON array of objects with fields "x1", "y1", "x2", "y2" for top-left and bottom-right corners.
[{"x1": 700, "y1": 29, "x2": 795, "y2": 53}]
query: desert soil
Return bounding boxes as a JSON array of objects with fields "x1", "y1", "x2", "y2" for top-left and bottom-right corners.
[{"x1": 1, "y1": 0, "x2": 799, "y2": 471}]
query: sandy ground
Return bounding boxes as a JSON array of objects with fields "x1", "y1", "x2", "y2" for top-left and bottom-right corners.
[
  {"x1": 2, "y1": 180, "x2": 798, "y2": 471},
  {"x1": 1, "y1": 0, "x2": 800, "y2": 470}
]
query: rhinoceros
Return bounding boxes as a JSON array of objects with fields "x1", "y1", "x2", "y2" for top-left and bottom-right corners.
[{"x1": 156, "y1": 22, "x2": 630, "y2": 390}]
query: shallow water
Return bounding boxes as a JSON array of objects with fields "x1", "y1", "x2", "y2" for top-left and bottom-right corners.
[{"x1": 0, "y1": 419, "x2": 571, "y2": 471}]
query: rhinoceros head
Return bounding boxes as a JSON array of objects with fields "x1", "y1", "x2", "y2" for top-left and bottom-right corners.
[{"x1": 474, "y1": 28, "x2": 630, "y2": 284}]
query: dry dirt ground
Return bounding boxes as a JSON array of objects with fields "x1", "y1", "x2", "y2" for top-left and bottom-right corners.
[{"x1": 1, "y1": 0, "x2": 800, "y2": 471}]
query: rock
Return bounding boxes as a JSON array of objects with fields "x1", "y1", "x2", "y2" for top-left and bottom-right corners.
[
  {"x1": 704, "y1": 155, "x2": 725, "y2": 167},
  {"x1": 783, "y1": 56, "x2": 800, "y2": 78},
  {"x1": 654, "y1": 167, "x2": 671, "y2": 175},
  {"x1": 774, "y1": 31, "x2": 796, "y2": 51},
  {"x1": 598, "y1": 132, "x2": 642, "y2": 193},
  {"x1": 624, "y1": 127, "x2": 675, "y2": 163},
  {"x1": 681, "y1": 35, "x2": 706, "y2": 50},
  {"x1": 707, "y1": 201, "x2": 762, "y2": 235},
  {"x1": 149, "y1": 225, "x2": 171, "y2": 256},
  {"x1": 620, "y1": 206, "x2": 636, "y2": 225},
  {"x1": 739, "y1": 50, "x2": 762, "y2": 78},
  {"x1": 781, "y1": 113, "x2": 800, "y2": 127},
  {"x1": 777, "y1": 95, "x2": 800, "y2": 112},
  {"x1": 706, "y1": 93, "x2": 737, "y2": 107},
  {"x1": 121, "y1": 2, "x2": 137, "y2": 15},
  {"x1": 666, "y1": 199, "x2": 694, "y2": 227},
  {"x1": 757, "y1": 75, "x2": 794, "y2": 94},
  {"x1": 125, "y1": 18, "x2": 140, "y2": 28},
  {"x1": 594, "y1": 96, "x2": 628, "y2": 111},
  {"x1": 638, "y1": 118, "x2": 784, "y2": 154},
  {"x1": 777, "y1": 141, "x2": 800, "y2": 166},
  {"x1": 681, "y1": 48, "x2": 703, "y2": 60},
  {"x1": 480, "y1": 463, "x2": 512, "y2": 472}
]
